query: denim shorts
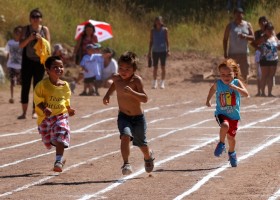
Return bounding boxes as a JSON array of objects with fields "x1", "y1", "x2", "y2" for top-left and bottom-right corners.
[{"x1": 117, "y1": 112, "x2": 147, "y2": 147}]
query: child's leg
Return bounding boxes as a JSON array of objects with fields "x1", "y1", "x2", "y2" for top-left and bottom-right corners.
[
  {"x1": 139, "y1": 145, "x2": 152, "y2": 160},
  {"x1": 121, "y1": 135, "x2": 131, "y2": 164},
  {"x1": 52, "y1": 140, "x2": 64, "y2": 161},
  {"x1": 219, "y1": 122, "x2": 229, "y2": 143},
  {"x1": 227, "y1": 134, "x2": 236, "y2": 153}
]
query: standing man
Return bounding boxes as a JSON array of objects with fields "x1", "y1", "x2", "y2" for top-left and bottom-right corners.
[{"x1": 223, "y1": 7, "x2": 254, "y2": 82}]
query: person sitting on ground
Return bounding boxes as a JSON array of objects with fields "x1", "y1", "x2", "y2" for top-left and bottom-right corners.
[
  {"x1": 5, "y1": 26, "x2": 23, "y2": 104},
  {"x1": 79, "y1": 43, "x2": 103, "y2": 96},
  {"x1": 100, "y1": 47, "x2": 118, "y2": 88}
]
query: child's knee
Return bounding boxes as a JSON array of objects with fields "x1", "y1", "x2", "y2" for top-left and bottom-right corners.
[
  {"x1": 221, "y1": 122, "x2": 229, "y2": 130},
  {"x1": 121, "y1": 135, "x2": 131, "y2": 142},
  {"x1": 227, "y1": 134, "x2": 235, "y2": 141}
]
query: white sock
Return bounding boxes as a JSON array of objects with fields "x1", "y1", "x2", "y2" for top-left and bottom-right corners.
[{"x1": 56, "y1": 155, "x2": 63, "y2": 162}]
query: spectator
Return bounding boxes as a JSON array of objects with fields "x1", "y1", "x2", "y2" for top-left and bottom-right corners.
[
  {"x1": 73, "y1": 23, "x2": 98, "y2": 65},
  {"x1": 256, "y1": 22, "x2": 279, "y2": 97},
  {"x1": 18, "y1": 8, "x2": 51, "y2": 119},
  {"x1": 251, "y1": 16, "x2": 268, "y2": 96},
  {"x1": 223, "y1": 7, "x2": 254, "y2": 82},
  {"x1": 101, "y1": 47, "x2": 118, "y2": 88},
  {"x1": 5, "y1": 26, "x2": 23, "y2": 103},
  {"x1": 148, "y1": 16, "x2": 170, "y2": 89}
]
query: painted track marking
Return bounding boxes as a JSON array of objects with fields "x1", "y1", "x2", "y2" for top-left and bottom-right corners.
[
  {"x1": 76, "y1": 113, "x2": 280, "y2": 199},
  {"x1": 173, "y1": 134, "x2": 280, "y2": 200},
  {"x1": 268, "y1": 188, "x2": 280, "y2": 200}
]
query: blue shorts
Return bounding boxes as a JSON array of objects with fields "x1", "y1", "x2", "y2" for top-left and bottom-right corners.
[{"x1": 117, "y1": 112, "x2": 147, "y2": 147}]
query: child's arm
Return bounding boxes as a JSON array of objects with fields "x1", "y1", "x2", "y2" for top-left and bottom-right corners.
[
  {"x1": 206, "y1": 83, "x2": 217, "y2": 107},
  {"x1": 37, "y1": 102, "x2": 52, "y2": 117},
  {"x1": 103, "y1": 82, "x2": 116, "y2": 105},
  {"x1": 124, "y1": 78, "x2": 148, "y2": 103},
  {"x1": 229, "y1": 80, "x2": 249, "y2": 97}
]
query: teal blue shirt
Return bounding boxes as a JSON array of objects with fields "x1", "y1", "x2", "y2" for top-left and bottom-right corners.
[{"x1": 215, "y1": 79, "x2": 241, "y2": 120}]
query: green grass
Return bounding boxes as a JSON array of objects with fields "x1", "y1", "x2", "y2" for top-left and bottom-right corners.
[{"x1": 0, "y1": 0, "x2": 279, "y2": 56}]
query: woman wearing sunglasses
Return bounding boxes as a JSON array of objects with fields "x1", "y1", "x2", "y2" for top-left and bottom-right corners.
[{"x1": 18, "y1": 8, "x2": 51, "y2": 119}]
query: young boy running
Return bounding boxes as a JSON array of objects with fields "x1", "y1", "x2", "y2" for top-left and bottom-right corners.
[
  {"x1": 34, "y1": 56, "x2": 75, "y2": 172},
  {"x1": 103, "y1": 51, "x2": 155, "y2": 175}
]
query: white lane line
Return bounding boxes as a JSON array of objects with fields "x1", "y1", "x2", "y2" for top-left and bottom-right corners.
[
  {"x1": 81, "y1": 107, "x2": 118, "y2": 118},
  {"x1": 261, "y1": 98, "x2": 278, "y2": 106},
  {"x1": 0, "y1": 104, "x2": 203, "y2": 168},
  {"x1": 180, "y1": 106, "x2": 206, "y2": 116},
  {"x1": 0, "y1": 102, "x2": 193, "y2": 152},
  {"x1": 268, "y1": 188, "x2": 280, "y2": 200},
  {"x1": 0, "y1": 139, "x2": 41, "y2": 152},
  {"x1": 0, "y1": 150, "x2": 119, "y2": 198},
  {"x1": 173, "y1": 134, "x2": 280, "y2": 200},
  {"x1": 0, "y1": 118, "x2": 212, "y2": 197},
  {"x1": 72, "y1": 118, "x2": 116, "y2": 133},
  {"x1": 78, "y1": 138, "x2": 218, "y2": 200},
  {"x1": 0, "y1": 127, "x2": 37, "y2": 138},
  {"x1": 0, "y1": 133, "x2": 117, "y2": 169},
  {"x1": 77, "y1": 112, "x2": 280, "y2": 200}
]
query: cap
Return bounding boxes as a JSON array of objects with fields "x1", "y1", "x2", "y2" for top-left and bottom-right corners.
[
  {"x1": 234, "y1": 7, "x2": 244, "y2": 13},
  {"x1": 86, "y1": 43, "x2": 101, "y2": 49},
  {"x1": 53, "y1": 43, "x2": 63, "y2": 52}
]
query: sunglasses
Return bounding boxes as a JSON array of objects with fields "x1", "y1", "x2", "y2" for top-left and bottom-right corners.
[{"x1": 31, "y1": 15, "x2": 42, "y2": 19}]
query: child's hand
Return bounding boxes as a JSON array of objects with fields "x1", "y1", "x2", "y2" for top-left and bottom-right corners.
[
  {"x1": 124, "y1": 86, "x2": 133, "y2": 94},
  {"x1": 67, "y1": 107, "x2": 76, "y2": 116},
  {"x1": 43, "y1": 107, "x2": 52, "y2": 117},
  {"x1": 103, "y1": 95, "x2": 110, "y2": 105},
  {"x1": 206, "y1": 100, "x2": 212, "y2": 107}
]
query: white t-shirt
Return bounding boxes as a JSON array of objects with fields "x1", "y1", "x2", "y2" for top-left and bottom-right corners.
[
  {"x1": 5, "y1": 39, "x2": 22, "y2": 69},
  {"x1": 102, "y1": 58, "x2": 118, "y2": 80},
  {"x1": 80, "y1": 54, "x2": 103, "y2": 80}
]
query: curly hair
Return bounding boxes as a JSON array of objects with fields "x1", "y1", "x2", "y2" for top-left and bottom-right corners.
[{"x1": 218, "y1": 58, "x2": 242, "y2": 80}]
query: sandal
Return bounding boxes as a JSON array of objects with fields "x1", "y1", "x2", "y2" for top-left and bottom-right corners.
[{"x1": 144, "y1": 151, "x2": 155, "y2": 173}]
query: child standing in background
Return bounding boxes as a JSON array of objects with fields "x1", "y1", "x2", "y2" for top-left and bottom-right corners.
[
  {"x1": 103, "y1": 51, "x2": 155, "y2": 175},
  {"x1": 206, "y1": 59, "x2": 249, "y2": 167},
  {"x1": 5, "y1": 26, "x2": 23, "y2": 103},
  {"x1": 34, "y1": 56, "x2": 75, "y2": 172},
  {"x1": 79, "y1": 43, "x2": 102, "y2": 96}
]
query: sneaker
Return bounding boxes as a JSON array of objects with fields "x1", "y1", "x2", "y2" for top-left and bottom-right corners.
[
  {"x1": 228, "y1": 151, "x2": 238, "y2": 167},
  {"x1": 121, "y1": 163, "x2": 133, "y2": 175},
  {"x1": 53, "y1": 160, "x2": 66, "y2": 172},
  {"x1": 32, "y1": 113, "x2": 38, "y2": 119},
  {"x1": 160, "y1": 80, "x2": 165, "y2": 89},
  {"x1": 214, "y1": 142, "x2": 226, "y2": 157},
  {"x1": 144, "y1": 151, "x2": 155, "y2": 173},
  {"x1": 152, "y1": 80, "x2": 158, "y2": 89}
]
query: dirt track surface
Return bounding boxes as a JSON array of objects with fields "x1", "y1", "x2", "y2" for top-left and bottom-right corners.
[{"x1": 0, "y1": 54, "x2": 280, "y2": 200}]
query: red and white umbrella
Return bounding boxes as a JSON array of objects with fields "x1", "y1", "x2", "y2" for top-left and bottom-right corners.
[{"x1": 75, "y1": 19, "x2": 113, "y2": 42}]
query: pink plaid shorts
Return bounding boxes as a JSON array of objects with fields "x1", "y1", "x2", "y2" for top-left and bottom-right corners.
[{"x1": 38, "y1": 114, "x2": 70, "y2": 150}]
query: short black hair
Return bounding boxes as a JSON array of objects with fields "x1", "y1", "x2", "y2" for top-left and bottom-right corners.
[
  {"x1": 258, "y1": 16, "x2": 268, "y2": 23},
  {"x1": 30, "y1": 8, "x2": 43, "y2": 18},
  {"x1": 118, "y1": 51, "x2": 138, "y2": 71},
  {"x1": 45, "y1": 56, "x2": 62, "y2": 69}
]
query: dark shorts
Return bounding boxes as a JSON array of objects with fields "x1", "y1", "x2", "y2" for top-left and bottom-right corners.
[
  {"x1": 260, "y1": 59, "x2": 278, "y2": 67},
  {"x1": 215, "y1": 114, "x2": 238, "y2": 137},
  {"x1": 117, "y1": 112, "x2": 147, "y2": 147},
  {"x1": 84, "y1": 76, "x2": 96, "y2": 84},
  {"x1": 152, "y1": 51, "x2": 167, "y2": 67},
  {"x1": 8, "y1": 68, "x2": 21, "y2": 84}
]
